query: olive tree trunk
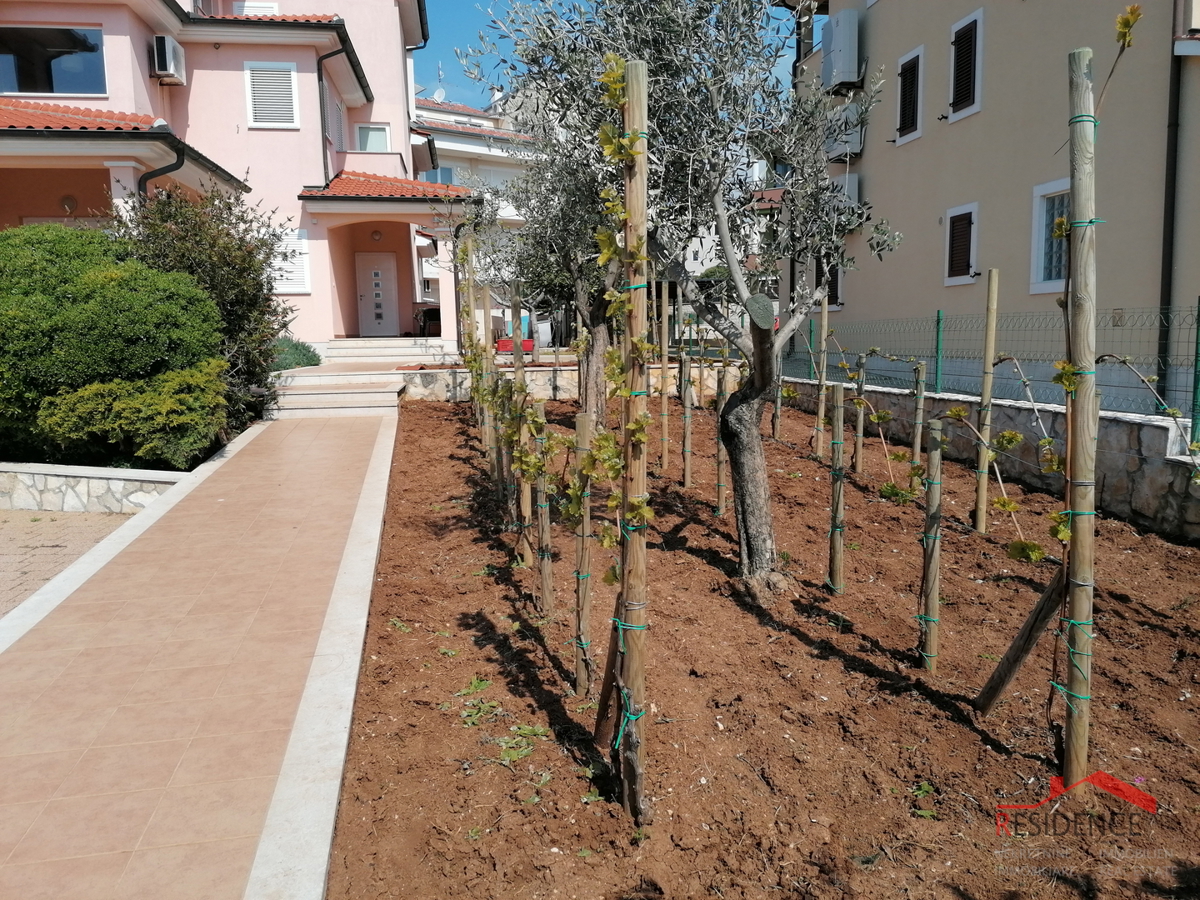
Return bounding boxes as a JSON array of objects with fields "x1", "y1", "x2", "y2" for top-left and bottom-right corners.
[{"x1": 722, "y1": 381, "x2": 776, "y2": 578}]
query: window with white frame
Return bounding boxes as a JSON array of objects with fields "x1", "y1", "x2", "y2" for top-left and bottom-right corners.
[
  {"x1": 245, "y1": 61, "x2": 298, "y2": 128},
  {"x1": 1030, "y1": 178, "x2": 1070, "y2": 293},
  {"x1": 895, "y1": 45, "x2": 923, "y2": 145},
  {"x1": 356, "y1": 124, "x2": 390, "y2": 152},
  {"x1": 273, "y1": 229, "x2": 310, "y2": 294},
  {"x1": 232, "y1": 2, "x2": 280, "y2": 14},
  {"x1": 944, "y1": 202, "x2": 979, "y2": 286},
  {"x1": 948, "y1": 10, "x2": 983, "y2": 123}
]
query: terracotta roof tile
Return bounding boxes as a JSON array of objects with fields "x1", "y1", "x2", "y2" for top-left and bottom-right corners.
[
  {"x1": 203, "y1": 14, "x2": 339, "y2": 23},
  {"x1": 415, "y1": 98, "x2": 491, "y2": 117},
  {"x1": 0, "y1": 97, "x2": 162, "y2": 132},
  {"x1": 413, "y1": 117, "x2": 530, "y2": 143},
  {"x1": 300, "y1": 170, "x2": 473, "y2": 200}
]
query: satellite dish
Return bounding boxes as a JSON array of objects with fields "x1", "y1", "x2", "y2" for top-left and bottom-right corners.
[{"x1": 432, "y1": 87, "x2": 446, "y2": 103}]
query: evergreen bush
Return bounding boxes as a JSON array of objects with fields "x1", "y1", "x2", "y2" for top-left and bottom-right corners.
[{"x1": 271, "y1": 336, "x2": 322, "y2": 371}]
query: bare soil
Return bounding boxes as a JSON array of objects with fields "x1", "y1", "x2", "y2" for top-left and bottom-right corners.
[{"x1": 327, "y1": 400, "x2": 1200, "y2": 900}]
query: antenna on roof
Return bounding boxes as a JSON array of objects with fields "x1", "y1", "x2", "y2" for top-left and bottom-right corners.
[{"x1": 432, "y1": 87, "x2": 446, "y2": 103}]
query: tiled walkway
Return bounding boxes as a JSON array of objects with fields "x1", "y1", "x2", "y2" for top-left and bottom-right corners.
[{"x1": 0, "y1": 416, "x2": 394, "y2": 899}]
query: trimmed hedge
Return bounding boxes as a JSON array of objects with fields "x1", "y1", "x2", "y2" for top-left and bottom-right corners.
[
  {"x1": 271, "y1": 336, "x2": 322, "y2": 371},
  {"x1": 0, "y1": 224, "x2": 224, "y2": 468}
]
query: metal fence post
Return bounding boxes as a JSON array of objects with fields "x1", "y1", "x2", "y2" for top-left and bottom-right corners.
[
  {"x1": 934, "y1": 309, "x2": 945, "y2": 393},
  {"x1": 1192, "y1": 298, "x2": 1200, "y2": 445}
]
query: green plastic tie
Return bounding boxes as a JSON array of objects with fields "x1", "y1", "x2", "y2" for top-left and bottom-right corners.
[
  {"x1": 630, "y1": 390, "x2": 650, "y2": 396},
  {"x1": 611, "y1": 617, "x2": 648, "y2": 652},
  {"x1": 824, "y1": 578, "x2": 844, "y2": 594},
  {"x1": 565, "y1": 637, "x2": 591, "y2": 649},
  {"x1": 1069, "y1": 219, "x2": 1105, "y2": 228},
  {"x1": 1050, "y1": 680, "x2": 1091, "y2": 714},
  {"x1": 914, "y1": 613, "x2": 940, "y2": 624},
  {"x1": 1060, "y1": 617, "x2": 1094, "y2": 681},
  {"x1": 614, "y1": 688, "x2": 645, "y2": 751},
  {"x1": 622, "y1": 283, "x2": 649, "y2": 291},
  {"x1": 574, "y1": 571, "x2": 590, "y2": 579},
  {"x1": 1068, "y1": 114, "x2": 1098, "y2": 127}
]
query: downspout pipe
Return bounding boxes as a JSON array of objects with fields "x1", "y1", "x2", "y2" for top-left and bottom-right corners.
[
  {"x1": 1157, "y1": 9, "x2": 1184, "y2": 394},
  {"x1": 137, "y1": 143, "x2": 186, "y2": 198},
  {"x1": 316, "y1": 47, "x2": 347, "y2": 188}
]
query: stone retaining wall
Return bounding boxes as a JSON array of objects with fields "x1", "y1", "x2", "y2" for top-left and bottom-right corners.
[
  {"x1": 781, "y1": 377, "x2": 1199, "y2": 542},
  {"x1": 0, "y1": 463, "x2": 184, "y2": 514}
]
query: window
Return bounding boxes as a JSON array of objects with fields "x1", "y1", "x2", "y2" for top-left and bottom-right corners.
[
  {"x1": 896, "y1": 46, "x2": 923, "y2": 144},
  {"x1": 245, "y1": 62, "x2": 298, "y2": 129},
  {"x1": 815, "y1": 258, "x2": 841, "y2": 307},
  {"x1": 948, "y1": 11, "x2": 983, "y2": 122},
  {"x1": 356, "y1": 124, "x2": 390, "y2": 152},
  {"x1": 322, "y1": 84, "x2": 345, "y2": 150},
  {"x1": 1030, "y1": 178, "x2": 1070, "y2": 293},
  {"x1": 420, "y1": 166, "x2": 455, "y2": 185},
  {"x1": 233, "y1": 2, "x2": 280, "y2": 13},
  {"x1": 274, "y1": 230, "x2": 310, "y2": 294},
  {"x1": 944, "y1": 202, "x2": 979, "y2": 286},
  {"x1": 0, "y1": 27, "x2": 106, "y2": 95},
  {"x1": 692, "y1": 250, "x2": 700, "y2": 262}
]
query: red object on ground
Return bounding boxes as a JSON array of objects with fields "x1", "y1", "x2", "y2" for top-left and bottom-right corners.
[{"x1": 496, "y1": 339, "x2": 534, "y2": 352}]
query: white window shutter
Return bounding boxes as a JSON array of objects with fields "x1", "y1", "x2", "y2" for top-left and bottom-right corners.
[
  {"x1": 246, "y1": 64, "x2": 297, "y2": 127},
  {"x1": 233, "y1": 1, "x2": 280, "y2": 14},
  {"x1": 333, "y1": 100, "x2": 345, "y2": 152},
  {"x1": 274, "y1": 229, "x2": 310, "y2": 294}
]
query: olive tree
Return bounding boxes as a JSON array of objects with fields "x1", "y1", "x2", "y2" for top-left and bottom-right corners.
[{"x1": 468, "y1": 0, "x2": 897, "y2": 580}]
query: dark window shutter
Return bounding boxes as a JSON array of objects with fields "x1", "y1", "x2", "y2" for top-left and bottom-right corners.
[
  {"x1": 816, "y1": 259, "x2": 841, "y2": 305},
  {"x1": 951, "y1": 20, "x2": 977, "y2": 112},
  {"x1": 898, "y1": 56, "x2": 919, "y2": 136},
  {"x1": 947, "y1": 212, "x2": 973, "y2": 277}
]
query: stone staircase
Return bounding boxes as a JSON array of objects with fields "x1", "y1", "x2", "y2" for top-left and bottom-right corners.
[
  {"x1": 272, "y1": 369, "x2": 405, "y2": 419},
  {"x1": 321, "y1": 337, "x2": 459, "y2": 364}
]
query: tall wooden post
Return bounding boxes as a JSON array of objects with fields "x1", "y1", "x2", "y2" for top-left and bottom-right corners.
[
  {"x1": 716, "y1": 366, "x2": 728, "y2": 515},
  {"x1": 974, "y1": 270, "x2": 1000, "y2": 532},
  {"x1": 918, "y1": 419, "x2": 943, "y2": 672},
  {"x1": 681, "y1": 353, "x2": 693, "y2": 488},
  {"x1": 531, "y1": 308, "x2": 541, "y2": 364},
  {"x1": 615, "y1": 60, "x2": 650, "y2": 823},
  {"x1": 511, "y1": 283, "x2": 525, "y2": 384},
  {"x1": 573, "y1": 413, "x2": 595, "y2": 696},
  {"x1": 853, "y1": 353, "x2": 867, "y2": 476},
  {"x1": 659, "y1": 281, "x2": 670, "y2": 474},
  {"x1": 517, "y1": 392, "x2": 534, "y2": 570},
  {"x1": 1063, "y1": 47, "x2": 1098, "y2": 790},
  {"x1": 910, "y1": 361, "x2": 927, "y2": 491},
  {"x1": 772, "y1": 350, "x2": 783, "y2": 440},
  {"x1": 827, "y1": 384, "x2": 846, "y2": 594},
  {"x1": 814, "y1": 293, "x2": 829, "y2": 458},
  {"x1": 534, "y1": 401, "x2": 554, "y2": 617}
]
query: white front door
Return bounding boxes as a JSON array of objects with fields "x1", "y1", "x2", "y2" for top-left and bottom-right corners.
[{"x1": 356, "y1": 253, "x2": 399, "y2": 337}]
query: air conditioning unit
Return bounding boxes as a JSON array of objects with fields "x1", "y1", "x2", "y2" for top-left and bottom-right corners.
[
  {"x1": 824, "y1": 103, "x2": 863, "y2": 158},
  {"x1": 820, "y1": 8, "x2": 860, "y2": 89},
  {"x1": 832, "y1": 173, "x2": 860, "y2": 207},
  {"x1": 153, "y1": 35, "x2": 186, "y2": 86}
]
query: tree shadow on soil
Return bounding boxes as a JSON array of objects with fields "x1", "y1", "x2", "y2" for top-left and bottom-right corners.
[
  {"x1": 458, "y1": 608, "x2": 616, "y2": 796},
  {"x1": 724, "y1": 580, "x2": 1055, "y2": 766}
]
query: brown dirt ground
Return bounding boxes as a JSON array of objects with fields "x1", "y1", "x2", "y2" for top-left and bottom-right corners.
[{"x1": 326, "y1": 399, "x2": 1200, "y2": 900}]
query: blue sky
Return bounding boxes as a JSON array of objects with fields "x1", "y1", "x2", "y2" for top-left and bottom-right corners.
[{"x1": 413, "y1": 2, "x2": 497, "y2": 110}]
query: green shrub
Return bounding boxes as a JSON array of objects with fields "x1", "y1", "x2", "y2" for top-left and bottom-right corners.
[
  {"x1": 0, "y1": 224, "x2": 223, "y2": 464},
  {"x1": 112, "y1": 186, "x2": 293, "y2": 430},
  {"x1": 271, "y1": 336, "x2": 321, "y2": 371},
  {"x1": 37, "y1": 359, "x2": 228, "y2": 470}
]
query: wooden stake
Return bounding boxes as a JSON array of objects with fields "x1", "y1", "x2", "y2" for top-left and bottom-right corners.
[
  {"x1": 531, "y1": 308, "x2": 541, "y2": 365},
  {"x1": 911, "y1": 361, "x2": 927, "y2": 491},
  {"x1": 772, "y1": 353, "x2": 783, "y2": 440},
  {"x1": 659, "y1": 281, "x2": 670, "y2": 474},
  {"x1": 682, "y1": 353, "x2": 693, "y2": 488},
  {"x1": 614, "y1": 60, "x2": 650, "y2": 824},
  {"x1": 974, "y1": 270, "x2": 1000, "y2": 532},
  {"x1": 716, "y1": 366, "x2": 728, "y2": 515},
  {"x1": 827, "y1": 383, "x2": 845, "y2": 594},
  {"x1": 1063, "y1": 47, "x2": 1098, "y2": 790},
  {"x1": 853, "y1": 353, "x2": 867, "y2": 476},
  {"x1": 918, "y1": 419, "x2": 943, "y2": 672},
  {"x1": 517, "y1": 393, "x2": 534, "y2": 570},
  {"x1": 534, "y1": 401, "x2": 553, "y2": 617},
  {"x1": 573, "y1": 412, "x2": 595, "y2": 696},
  {"x1": 814, "y1": 292, "x2": 829, "y2": 458},
  {"x1": 975, "y1": 567, "x2": 1067, "y2": 716}
]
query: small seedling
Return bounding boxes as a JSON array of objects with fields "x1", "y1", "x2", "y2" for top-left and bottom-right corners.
[
  {"x1": 631, "y1": 827, "x2": 649, "y2": 845},
  {"x1": 493, "y1": 734, "x2": 536, "y2": 767},
  {"x1": 779, "y1": 550, "x2": 792, "y2": 564},
  {"x1": 511, "y1": 724, "x2": 550, "y2": 739},
  {"x1": 472, "y1": 564, "x2": 500, "y2": 577},
  {"x1": 846, "y1": 542, "x2": 861, "y2": 551},
  {"x1": 575, "y1": 700, "x2": 598, "y2": 713},
  {"x1": 29, "y1": 516, "x2": 42, "y2": 522},
  {"x1": 460, "y1": 699, "x2": 501, "y2": 727},
  {"x1": 467, "y1": 827, "x2": 483, "y2": 840},
  {"x1": 577, "y1": 848, "x2": 593, "y2": 858},
  {"x1": 435, "y1": 630, "x2": 451, "y2": 637},
  {"x1": 580, "y1": 787, "x2": 602, "y2": 804},
  {"x1": 388, "y1": 618, "x2": 412, "y2": 633},
  {"x1": 1007, "y1": 540, "x2": 1046, "y2": 563},
  {"x1": 979, "y1": 653, "x2": 999, "y2": 662},
  {"x1": 527, "y1": 770, "x2": 552, "y2": 788},
  {"x1": 524, "y1": 794, "x2": 541, "y2": 804},
  {"x1": 913, "y1": 809, "x2": 937, "y2": 819},
  {"x1": 438, "y1": 648, "x2": 458, "y2": 658},
  {"x1": 879, "y1": 481, "x2": 916, "y2": 505},
  {"x1": 455, "y1": 676, "x2": 492, "y2": 697},
  {"x1": 910, "y1": 781, "x2": 935, "y2": 798},
  {"x1": 437, "y1": 701, "x2": 453, "y2": 711}
]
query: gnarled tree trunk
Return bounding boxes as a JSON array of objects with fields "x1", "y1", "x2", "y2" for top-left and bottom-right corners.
[{"x1": 722, "y1": 381, "x2": 776, "y2": 578}]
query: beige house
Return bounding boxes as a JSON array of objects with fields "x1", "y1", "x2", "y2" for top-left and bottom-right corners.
[{"x1": 792, "y1": 0, "x2": 1199, "y2": 339}]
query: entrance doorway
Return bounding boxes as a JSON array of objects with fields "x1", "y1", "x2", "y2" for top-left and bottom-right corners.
[{"x1": 356, "y1": 252, "x2": 399, "y2": 336}]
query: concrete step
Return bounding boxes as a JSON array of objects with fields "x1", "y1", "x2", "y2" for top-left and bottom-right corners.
[{"x1": 272, "y1": 381, "x2": 403, "y2": 419}]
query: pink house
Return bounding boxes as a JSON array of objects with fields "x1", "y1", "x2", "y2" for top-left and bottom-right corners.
[{"x1": 0, "y1": 0, "x2": 473, "y2": 359}]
